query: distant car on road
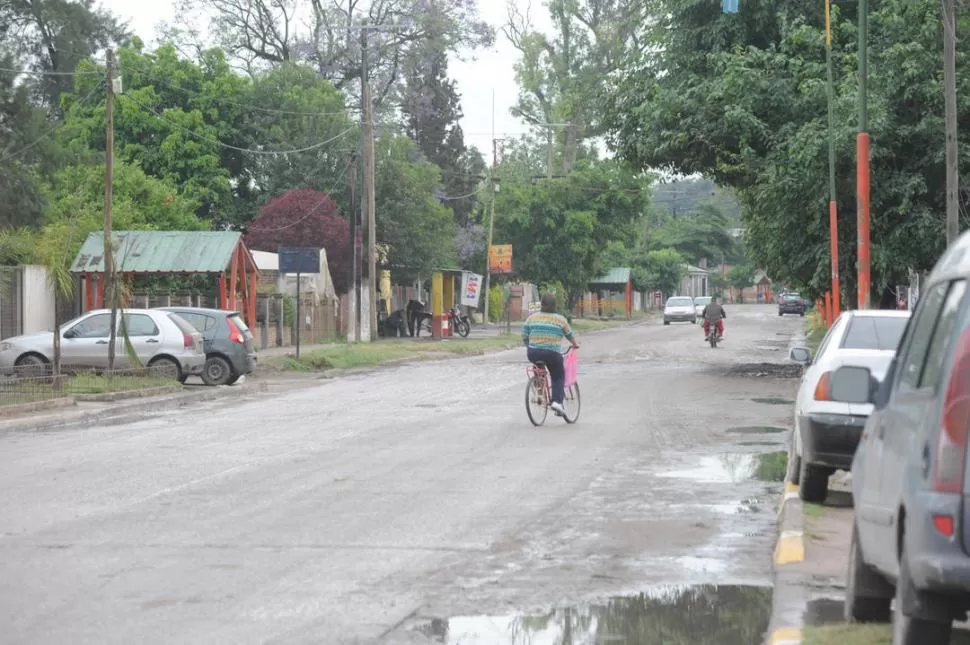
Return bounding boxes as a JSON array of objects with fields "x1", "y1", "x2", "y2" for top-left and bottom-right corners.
[
  {"x1": 693, "y1": 296, "x2": 712, "y2": 322},
  {"x1": 778, "y1": 293, "x2": 807, "y2": 316},
  {"x1": 663, "y1": 296, "x2": 695, "y2": 325},
  {"x1": 787, "y1": 309, "x2": 910, "y2": 503},
  {"x1": 0, "y1": 309, "x2": 205, "y2": 380},
  {"x1": 830, "y1": 233, "x2": 970, "y2": 644},
  {"x1": 158, "y1": 307, "x2": 256, "y2": 386}
]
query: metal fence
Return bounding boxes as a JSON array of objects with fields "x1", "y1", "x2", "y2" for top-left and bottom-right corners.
[{"x1": 0, "y1": 366, "x2": 175, "y2": 407}]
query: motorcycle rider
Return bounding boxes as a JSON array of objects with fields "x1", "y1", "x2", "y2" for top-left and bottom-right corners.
[
  {"x1": 702, "y1": 295, "x2": 727, "y2": 341},
  {"x1": 522, "y1": 293, "x2": 579, "y2": 416}
]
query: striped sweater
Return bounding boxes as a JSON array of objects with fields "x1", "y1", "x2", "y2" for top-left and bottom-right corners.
[{"x1": 522, "y1": 312, "x2": 575, "y2": 351}]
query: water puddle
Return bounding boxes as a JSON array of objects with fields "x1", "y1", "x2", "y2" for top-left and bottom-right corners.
[
  {"x1": 412, "y1": 584, "x2": 772, "y2": 644},
  {"x1": 726, "y1": 426, "x2": 787, "y2": 434},
  {"x1": 751, "y1": 397, "x2": 794, "y2": 405},
  {"x1": 658, "y1": 454, "x2": 757, "y2": 484}
]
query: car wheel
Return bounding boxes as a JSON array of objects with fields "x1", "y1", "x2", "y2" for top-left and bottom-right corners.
[
  {"x1": 201, "y1": 356, "x2": 233, "y2": 386},
  {"x1": 14, "y1": 352, "x2": 50, "y2": 376},
  {"x1": 148, "y1": 356, "x2": 182, "y2": 381},
  {"x1": 663, "y1": 319, "x2": 670, "y2": 326},
  {"x1": 845, "y1": 523, "x2": 892, "y2": 623},
  {"x1": 778, "y1": 312, "x2": 784, "y2": 317},
  {"x1": 225, "y1": 374, "x2": 241, "y2": 386},
  {"x1": 798, "y1": 459, "x2": 829, "y2": 503},
  {"x1": 800, "y1": 311, "x2": 806, "y2": 317},
  {"x1": 892, "y1": 543, "x2": 953, "y2": 645}
]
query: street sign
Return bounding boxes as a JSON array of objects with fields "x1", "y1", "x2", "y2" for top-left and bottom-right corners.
[
  {"x1": 460, "y1": 272, "x2": 483, "y2": 307},
  {"x1": 488, "y1": 244, "x2": 513, "y2": 275},
  {"x1": 278, "y1": 247, "x2": 320, "y2": 274}
]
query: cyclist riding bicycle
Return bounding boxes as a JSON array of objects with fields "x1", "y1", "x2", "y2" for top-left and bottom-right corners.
[
  {"x1": 702, "y1": 295, "x2": 727, "y2": 341},
  {"x1": 522, "y1": 293, "x2": 579, "y2": 415}
]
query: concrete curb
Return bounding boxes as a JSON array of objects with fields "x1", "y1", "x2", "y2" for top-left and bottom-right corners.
[
  {"x1": 0, "y1": 386, "x2": 248, "y2": 434},
  {"x1": 766, "y1": 481, "x2": 809, "y2": 645}
]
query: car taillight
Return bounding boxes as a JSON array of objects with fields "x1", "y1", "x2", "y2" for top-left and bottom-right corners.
[
  {"x1": 933, "y1": 329, "x2": 970, "y2": 493},
  {"x1": 183, "y1": 333, "x2": 194, "y2": 349},
  {"x1": 814, "y1": 372, "x2": 832, "y2": 401},
  {"x1": 227, "y1": 318, "x2": 244, "y2": 344}
]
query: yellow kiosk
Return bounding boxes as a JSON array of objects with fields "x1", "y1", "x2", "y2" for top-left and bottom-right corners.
[{"x1": 430, "y1": 268, "x2": 465, "y2": 339}]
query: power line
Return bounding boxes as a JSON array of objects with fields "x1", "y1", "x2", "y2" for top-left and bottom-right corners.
[
  {"x1": 0, "y1": 66, "x2": 101, "y2": 77},
  {"x1": 247, "y1": 157, "x2": 357, "y2": 233},
  {"x1": 121, "y1": 93, "x2": 356, "y2": 155}
]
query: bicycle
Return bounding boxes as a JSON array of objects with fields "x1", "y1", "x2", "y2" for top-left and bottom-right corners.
[{"x1": 525, "y1": 346, "x2": 581, "y2": 426}]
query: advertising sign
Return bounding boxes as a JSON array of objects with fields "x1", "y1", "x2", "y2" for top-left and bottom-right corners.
[
  {"x1": 488, "y1": 244, "x2": 513, "y2": 274},
  {"x1": 460, "y1": 272, "x2": 483, "y2": 308}
]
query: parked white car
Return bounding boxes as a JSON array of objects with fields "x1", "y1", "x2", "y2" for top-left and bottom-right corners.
[
  {"x1": 787, "y1": 309, "x2": 911, "y2": 502},
  {"x1": 663, "y1": 296, "x2": 696, "y2": 325},
  {"x1": 0, "y1": 308, "x2": 206, "y2": 380}
]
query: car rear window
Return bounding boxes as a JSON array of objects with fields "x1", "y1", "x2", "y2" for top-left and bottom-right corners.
[
  {"x1": 695, "y1": 297, "x2": 711, "y2": 305},
  {"x1": 167, "y1": 313, "x2": 198, "y2": 336},
  {"x1": 667, "y1": 298, "x2": 692, "y2": 306},
  {"x1": 784, "y1": 294, "x2": 801, "y2": 302},
  {"x1": 228, "y1": 313, "x2": 250, "y2": 332},
  {"x1": 841, "y1": 316, "x2": 909, "y2": 351}
]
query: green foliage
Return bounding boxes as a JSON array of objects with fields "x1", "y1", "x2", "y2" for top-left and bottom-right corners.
[
  {"x1": 639, "y1": 249, "x2": 686, "y2": 298},
  {"x1": 650, "y1": 204, "x2": 739, "y2": 265},
  {"x1": 488, "y1": 285, "x2": 504, "y2": 323},
  {"x1": 607, "y1": 0, "x2": 967, "y2": 302}
]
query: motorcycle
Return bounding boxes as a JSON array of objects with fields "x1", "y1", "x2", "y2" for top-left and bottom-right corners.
[
  {"x1": 447, "y1": 305, "x2": 471, "y2": 338},
  {"x1": 705, "y1": 321, "x2": 722, "y2": 348}
]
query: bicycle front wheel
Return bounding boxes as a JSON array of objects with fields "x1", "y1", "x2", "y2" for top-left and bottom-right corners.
[
  {"x1": 562, "y1": 382, "x2": 581, "y2": 424},
  {"x1": 525, "y1": 377, "x2": 548, "y2": 426}
]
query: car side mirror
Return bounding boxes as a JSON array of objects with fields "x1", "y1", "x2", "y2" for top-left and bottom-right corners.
[
  {"x1": 789, "y1": 346, "x2": 811, "y2": 365},
  {"x1": 63, "y1": 329, "x2": 77, "y2": 339},
  {"x1": 828, "y1": 365, "x2": 876, "y2": 404}
]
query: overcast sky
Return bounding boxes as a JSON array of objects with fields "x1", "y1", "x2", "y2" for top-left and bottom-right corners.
[{"x1": 98, "y1": 0, "x2": 546, "y2": 156}]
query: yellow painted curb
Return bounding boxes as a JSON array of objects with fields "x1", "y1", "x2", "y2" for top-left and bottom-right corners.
[
  {"x1": 775, "y1": 530, "x2": 805, "y2": 565},
  {"x1": 769, "y1": 627, "x2": 802, "y2": 645}
]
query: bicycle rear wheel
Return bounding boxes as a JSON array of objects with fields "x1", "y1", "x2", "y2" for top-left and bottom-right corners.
[
  {"x1": 525, "y1": 376, "x2": 548, "y2": 426},
  {"x1": 562, "y1": 383, "x2": 581, "y2": 424}
]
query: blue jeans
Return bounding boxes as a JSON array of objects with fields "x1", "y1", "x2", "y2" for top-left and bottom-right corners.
[{"x1": 527, "y1": 347, "x2": 565, "y2": 404}]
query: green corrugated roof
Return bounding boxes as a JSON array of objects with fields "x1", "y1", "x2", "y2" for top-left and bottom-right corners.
[
  {"x1": 71, "y1": 231, "x2": 245, "y2": 274},
  {"x1": 589, "y1": 267, "x2": 632, "y2": 285}
]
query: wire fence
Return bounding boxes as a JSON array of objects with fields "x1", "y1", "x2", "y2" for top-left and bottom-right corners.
[{"x1": 0, "y1": 366, "x2": 177, "y2": 407}]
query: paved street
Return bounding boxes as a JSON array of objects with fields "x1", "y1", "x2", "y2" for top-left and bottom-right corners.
[{"x1": 0, "y1": 305, "x2": 803, "y2": 645}]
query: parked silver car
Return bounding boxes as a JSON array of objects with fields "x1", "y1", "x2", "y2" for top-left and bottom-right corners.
[
  {"x1": 832, "y1": 229, "x2": 970, "y2": 644},
  {"x1": 0, "y1": 308, "x2": 205, "y2": 380}
]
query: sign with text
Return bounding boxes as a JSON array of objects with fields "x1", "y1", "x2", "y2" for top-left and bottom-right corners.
[
  {"x1": 488, "y1": 244, "x2": 513, "y2": 275},
  {"x1": 460, "y1": 272, "x2": 483, "y2": 308},
  {"x1": 278, "y1": 247, "x2": 320, "y2": 274}
]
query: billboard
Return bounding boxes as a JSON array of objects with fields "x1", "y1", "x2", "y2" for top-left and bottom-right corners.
[{"x1": 488, "y1": 244, "x2": 513, "y2": 275}]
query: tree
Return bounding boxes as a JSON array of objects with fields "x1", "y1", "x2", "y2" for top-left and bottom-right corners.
[
  {"x1": 244, "y1": 188, "x2": 351, "y2": 294},
  {"x1": 727, "y1": 263, "x2": 755, "y2": 303},
  {"x1": 0, "y1": 0, "x2": 129, "y2": 109},
  {"x1": 639, "y1": 249, "x2": 685, "y2": 299},
  {"x1": 606, "y1": 0, "x2": 969, "y2": 304},
  {"x1": 649, "y1": 204, "x2": 738, "y2": 266},
  {"x1": 505, "y1": 0, "x2": 650, "y2": 172},
  {"x1": 374, "y1": 134, "x2": 455, "y2": 284}
]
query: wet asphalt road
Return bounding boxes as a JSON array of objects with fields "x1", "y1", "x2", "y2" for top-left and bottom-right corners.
[{"x1": 0, "y1": 305, "x2": 804, "y2": 645}]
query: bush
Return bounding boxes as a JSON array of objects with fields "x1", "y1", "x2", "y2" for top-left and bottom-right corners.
[{"x1": 488, "y1": 285, "x2": 504, "y2": 322}]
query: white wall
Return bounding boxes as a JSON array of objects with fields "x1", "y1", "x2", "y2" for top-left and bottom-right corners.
[{"x1": 22, "y1": 265, "x2": 55, "y2": 333}]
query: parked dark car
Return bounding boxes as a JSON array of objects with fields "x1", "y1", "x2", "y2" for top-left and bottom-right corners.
[
  {"x1": 831, "y1": 230, "x2": 970, "y2": 644},
  {"x1": 778, "y1": 293, "x2": 807, "y2": 316},
  {"x1": 157, "y1": 307, "x2": 256, "y2": 385}
]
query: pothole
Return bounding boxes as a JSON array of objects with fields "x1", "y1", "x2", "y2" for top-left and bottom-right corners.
[
  {"x1": 726, "y1": 363, "x2": 802, "y2": 378},
  {"x1": 751, "y1": 397, "x2": 793, "y2": 405}
]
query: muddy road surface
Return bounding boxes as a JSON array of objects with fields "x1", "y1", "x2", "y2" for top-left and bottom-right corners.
[{"x1": 0, "y1": 305, "x2": 803, "y2": 645}]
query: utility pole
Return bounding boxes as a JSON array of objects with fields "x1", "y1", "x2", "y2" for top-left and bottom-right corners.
[
  {"x1": 348, "y1": 152, "x2": 360, "y2": 342},
  {"x1": 360, "y1": 29, "x2": 377, "y2": 342},
  {"x1": 546, "y1": 128, "x2": 553, "y2": 180},
  {"x1": 856, "y1": 0, "x2": 871, "y2": 309},
  {"x1": 825, "y1": 0, "x2": 841, "y2": 319},
  {"x1": 483, "y1": 137, "x2": 498, "y2": 326},
  {"x1": 944, "y1": 0, "x2": 959, "y2": 246},
  {"x1": 104, "y1": 48, "x2": 118, "y2": 369}
]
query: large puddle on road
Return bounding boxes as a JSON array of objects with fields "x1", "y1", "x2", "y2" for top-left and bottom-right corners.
[{"x1": 411, "y1": 584, "x2": 772, "y2": 644}]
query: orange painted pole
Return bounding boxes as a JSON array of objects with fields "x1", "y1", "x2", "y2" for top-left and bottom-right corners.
[
  {"x1": 857, "y1": 134, "x2": 871, "y2": 309},
  {"x1": 825, "y1": 291, "x2": 834, "y2": 327},
  {"x1": 829, "y1": 202, "x2": 841, "y2": 319}
]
